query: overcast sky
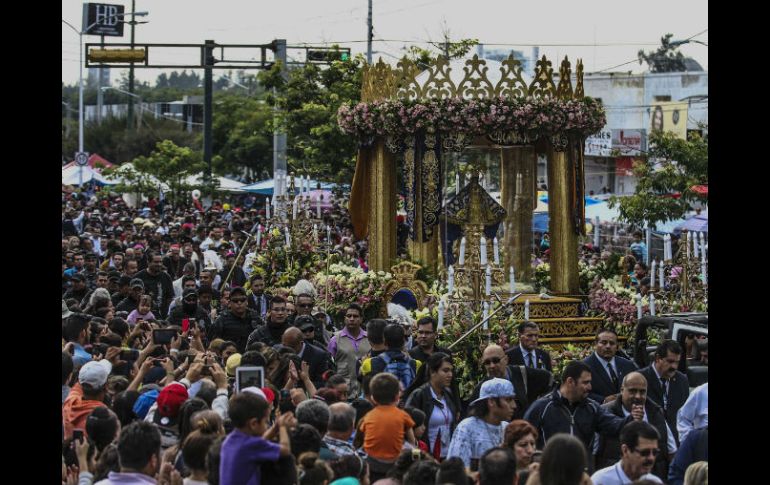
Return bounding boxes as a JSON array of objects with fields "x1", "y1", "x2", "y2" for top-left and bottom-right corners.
[{"x1": 62, "y1": 0, "x2": 707, "y2": 86}]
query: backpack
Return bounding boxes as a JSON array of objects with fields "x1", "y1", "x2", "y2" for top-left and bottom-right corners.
[{"x1": 377, "y1": 352, "x2": 416, "y2": 389}]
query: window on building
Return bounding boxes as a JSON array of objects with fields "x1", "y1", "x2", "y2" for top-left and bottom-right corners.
[{"x1": 654, "y1": 95, "x2": 672, "y2": 102}]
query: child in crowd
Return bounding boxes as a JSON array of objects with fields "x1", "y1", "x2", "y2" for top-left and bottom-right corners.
[
  {"x1": 355, "y1": 373, "x2": 416, "y2": 482},
  {"x1": 219, "y1": 392, "x2": 293, "y2": 485},
  {"x1": 405, "y1": 407, "x2": 429, "y2": 454},
  {"x1": 127, "y1": 295, "x2": 156, "y2": 325}
]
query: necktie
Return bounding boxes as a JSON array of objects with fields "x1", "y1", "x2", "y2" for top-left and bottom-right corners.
[
  {"x1": 527, "y1": 352, "x2": 535, "y2": 368},
  {"x1": 607, "y1": 362, "x2": 619, "y2": 392},
  {"x1": 661, "y1": 379, "x2": 669, "y2": 409}
]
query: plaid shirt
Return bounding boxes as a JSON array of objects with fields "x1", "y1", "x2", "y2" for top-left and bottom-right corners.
[{"x1": 322, "y1": 435, "x2": 359, "y2": 457}]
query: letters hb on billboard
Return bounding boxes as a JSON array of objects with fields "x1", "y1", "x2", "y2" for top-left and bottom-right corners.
[{"x1": 82, "y1": 3, "x2": 125, "y2": 37}]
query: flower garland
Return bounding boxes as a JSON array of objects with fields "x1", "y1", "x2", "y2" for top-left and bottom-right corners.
[{"x1": 337, "y1": 96, "x2": 606, "y2": 144}]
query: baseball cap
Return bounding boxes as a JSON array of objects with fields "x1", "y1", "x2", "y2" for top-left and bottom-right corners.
[
  {"x1": 230, "y1": 287, "x2": 247, "y2": 298},
  {"x1": 132, "y1": 388, "x2": 159, "y2": 419},
  {"x1": 183, "y1": 288, "x2": 198, "y2": 298},
  {"x1": 226, "y1": 353, "x2": 242, "y2": 377},
  {"x1": 469, "y1": 377, "x2": 516, "y2": 405},
  {"x1": 130, "y1": 278, "x2": 145, "y2": 289},
  {"x1": 261, "y1": 387, "x2": 275, "y2": 404},
  {"x1": 62, "y1": 300, "x2": 73, "y2": 320},
  {"x1": 70, "y1": 273, "x2": 86, "y2": 282},
  {"x1": 242, "y1": 387, "x2": 267, "y2": 400},
  {"x1": 295, "y1": 316, "x2": 315, "y2": 332},
  {"x1": 78, "y1": 360, "x2": 113, "y2": 388},
  {"x1": 155, "y1": 382, "x2": 189, "y2": 420}
]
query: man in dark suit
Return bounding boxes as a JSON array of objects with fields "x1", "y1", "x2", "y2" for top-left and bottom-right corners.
[
  {"x1": 640, "y1": 340, "x2": 689, "y2": 445},
  {"x1": 595, "y1": 372, "x2": 676, "y2": 481},
  {"x1": 470, "y1": 344, "x2": 553, "y2": 419},
  {"x1": 246, "y1": 272, "x2": 270, "y2": 320},
  {"x1": 282, "y1": 326, "x2": 331, "y2": 389},
  {"x1": 583, "y1": 328, "x2": 638, "y2": 404},
  {"x1": 506, "y1": 321, "x2": 553, "y2": 372}
]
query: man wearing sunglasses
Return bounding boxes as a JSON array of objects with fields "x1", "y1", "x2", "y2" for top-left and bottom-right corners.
[
  {"x1": 208, "y1": 286, "x2": 261, "y2": 353},
  {"x1": 591, "y1": 421, "x2": 664, "y2": 484},
  {"x1": 168, "y1": 288, "x2": 212, "y2": 334},
  {"x1": 291, "y1": 293, "x2": 331, "y2": 346},
  {"x1": 595, "y1": 372, "x2": 676, "y2": 481},
  {"x1": 469, "y1": 344, "x2": 552, "y2": 420}
]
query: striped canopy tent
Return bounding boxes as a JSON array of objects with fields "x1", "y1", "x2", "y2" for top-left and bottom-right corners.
[{"x1": 240, "y1": 178, "x2": 341, "y2": 195}]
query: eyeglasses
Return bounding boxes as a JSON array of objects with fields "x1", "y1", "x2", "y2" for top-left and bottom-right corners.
[
  {"x1": 482, "y1": 357, "x2": 503, "y2": 366},
  {"x1": 230, "y1": 298, "x2": 247, "y2": 303},
  {"x1": 632, "y1": 447, "x2": 660, "y2": 457}
]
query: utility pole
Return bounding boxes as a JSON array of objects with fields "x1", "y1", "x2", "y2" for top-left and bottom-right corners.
[
  {"x1": 273, "y1": 39, "x2": 287, "y2": 198},
  {"x1": 204, "y1": 40, "x2": 215, "y2": 198},
  {"x1": 367, "y1": 0, "x2": 373, "y2": 64},
  {"x1": 97, "y1": 35, "x2": 105, "y2": 124},
  {"x1": 127, "y1": 0, "x2": 137, "y2": 129}
]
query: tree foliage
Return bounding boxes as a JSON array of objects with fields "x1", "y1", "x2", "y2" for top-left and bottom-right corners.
[
  {"x1": 638, "y1": 34, "x2": 687, "y2": 73},
  {"x1": 259, "y1": 54, "x2": 364, "y2": 183},
  {"x1": 211, "y1": 94, "x2": 273, "y2": 182},
  {"x1": 608, "y1": 129, "x2": 708, "y2": 228},
  {"x1": 105, "y1": 140, "x2": 207, "y2": 205}
]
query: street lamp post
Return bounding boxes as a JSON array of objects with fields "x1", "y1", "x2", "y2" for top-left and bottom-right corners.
[{"x1": 62, "y1": 10, "x2": 148, "y2": 186}]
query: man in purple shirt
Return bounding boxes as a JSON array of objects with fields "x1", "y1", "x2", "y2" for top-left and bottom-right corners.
[
  {"x1": 328, "y1": 303, "x2": 370, "y2": 400},
  {"x1": 219, "y1": 392, "x2": 294, "y2": 485}
]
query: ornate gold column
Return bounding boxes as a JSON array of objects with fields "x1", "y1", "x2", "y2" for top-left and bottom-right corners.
[
  {"x1": 409, "y1": 156, "x2": 439, "y2": 273},
  {"x1": 501, "y1": 146, "x2": 536, "y2": 282},
  {"x1": 546, "y1": 145, "x2": 580, "y2": 294},
  {"x1": 368, "y1": 140, "x2": 397, "y2": 272}
]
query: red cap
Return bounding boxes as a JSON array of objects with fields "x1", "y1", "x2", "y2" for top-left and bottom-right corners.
[
  {"x1": 156, "y1": 383, "x2": 188, "y2": 418},
  {"x1": 261, "y1": 387, "x2": 275, "y2": 404}
]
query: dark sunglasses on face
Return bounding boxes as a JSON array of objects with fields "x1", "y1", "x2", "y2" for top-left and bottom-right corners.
[
  {"x1": 482, "y1": 357, "x2": 503, "y2": 366},
  {"x1": 230, "y1": 298, "x2": 247, "y2": 303},
  {"x1": 633, "y1": 448, "x2": 660, "y2": 457},
  {"x1": 184, "y1": 297, "x2": 197, "y2": 303}
]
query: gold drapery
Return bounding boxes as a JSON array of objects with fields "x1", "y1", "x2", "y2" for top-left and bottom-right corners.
[
  {"x1": 547, "y1": 145, "x2": 580, "y2": 294},
  {"x1": 367, "y1": 141, "x2": 397, "y2": 272}
]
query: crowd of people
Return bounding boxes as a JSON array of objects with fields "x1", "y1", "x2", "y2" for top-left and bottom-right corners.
[{"x1": 62, "y1": 195, "x2": 708, "y2": 485}]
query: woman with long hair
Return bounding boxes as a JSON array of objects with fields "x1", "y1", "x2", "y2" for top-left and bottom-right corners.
[{"x1": 404, "y1": 352, "x2": 459, "y2": 460}]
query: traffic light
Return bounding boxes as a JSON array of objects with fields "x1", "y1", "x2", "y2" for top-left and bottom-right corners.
[
  {"x1": 88, "y1": 48, "x2": 146, "y2": 63},
  {"x1": 307, "y1": 49, "x2": 350, "y2": 62}
]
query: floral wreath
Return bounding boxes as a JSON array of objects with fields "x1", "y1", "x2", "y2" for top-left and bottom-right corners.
[{"x1": 337, "y1": 96, "x2": 606, "y2": 144}]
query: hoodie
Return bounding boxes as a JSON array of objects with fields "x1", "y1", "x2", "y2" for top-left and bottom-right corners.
[{"x1": 62, "y1": 383, "x2": 104, "y2": 439}]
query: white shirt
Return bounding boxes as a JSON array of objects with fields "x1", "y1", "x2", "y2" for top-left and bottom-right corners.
[
  {"x1": 677, "y1": 383, "x2": 708, "y2": 442},
  {"x1": 621, "y1": 406, "x2": 677, "y2": 454},
  {"x1": 591, "y1": 462, "x2": 663, "y2": 485},
  {"x1": 595, "y1": 352, "x2": 618, "y2": 381},
  {"x1": 427, "y1": 387, "x2": 452, "y2": 457}
]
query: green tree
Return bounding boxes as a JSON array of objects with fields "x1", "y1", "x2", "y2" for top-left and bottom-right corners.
[
  {"x1": 112, "y1": 140, "x2": 206, "y2": 205},
  {"x1": 608, "y1": 129, "x2": 708, "y2": 228},
  {"x1": 259, "y1": 52, "x2": 364, "y2": 183},
  {"x1": 211, "y1": 93, "x2": 273, "y2": 182},
  {"x1": 638, "y1": 34, "x2": 687, "y2": 73}
]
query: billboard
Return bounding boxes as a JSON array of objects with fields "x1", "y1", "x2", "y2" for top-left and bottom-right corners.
[
  {"x1": 611, "y1": 129, "x2": 646, "y2": 156},
  {"x1": 82, "y1": 3, "x2": 125, "y2": 37},
  {"x1": 585, "y1": 128, "x2": 613, "y2": 157},
  {"x1": 650, "y1": 101, "x2": 688, "y2": 139}
]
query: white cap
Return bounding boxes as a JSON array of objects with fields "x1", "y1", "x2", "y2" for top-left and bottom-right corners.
[
  {"x1": 242, "y1": 387, "x2": 267, "y2": 400},
  {"x1": 78, "y1": 360, "x2": 112, "y2": 388}
]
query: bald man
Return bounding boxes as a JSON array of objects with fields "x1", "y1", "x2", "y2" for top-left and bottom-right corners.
[
  {"x1": 469, "y1": 344, "x2": 553, "y2": 420},
  {"x1": 282, "y1": 327, "x2": 331, "y2": 389},
  {"x1": 595, "y1": 372, "x2": 676, "y2": 481}
]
